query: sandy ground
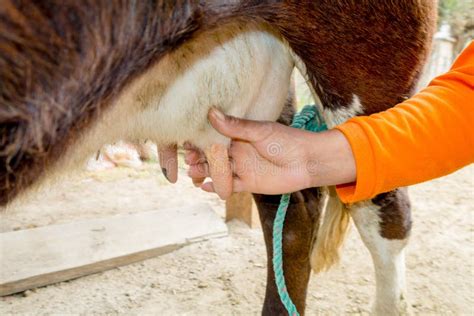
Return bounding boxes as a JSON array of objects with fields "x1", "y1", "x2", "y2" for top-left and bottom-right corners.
[{"x1": 0, "y1": 163, "x2": 472, "y2": 315}]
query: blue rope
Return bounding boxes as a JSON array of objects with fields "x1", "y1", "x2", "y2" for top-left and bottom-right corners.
[{"x1": 272, "y1": 105, "x2": 328, "y2": 316}]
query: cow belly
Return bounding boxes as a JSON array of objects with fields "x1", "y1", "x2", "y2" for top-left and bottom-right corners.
[
  {"x1": 65, "y1": 22, "x2": 293, "y2": 167},
  {"x1": 142, "y1": 24, "x2": 294, "y2": 149}
]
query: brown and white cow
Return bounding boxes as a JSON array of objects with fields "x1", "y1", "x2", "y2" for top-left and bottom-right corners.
[{"x1": 0, "y1": 1, "x2": 436, "y2": 314}]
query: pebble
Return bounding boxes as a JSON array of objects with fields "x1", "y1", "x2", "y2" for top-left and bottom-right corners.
[{"x1": 22, "y1": 290, "x2": 34, "y2": 297}]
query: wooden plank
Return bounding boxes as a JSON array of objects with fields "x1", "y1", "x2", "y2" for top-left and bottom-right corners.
[
  {"x1": 225, "y1": 192, "x2": 260, "y2": 228},
  {"x1": 0, "y1": 203, "x2": 227, "y2": 296}
]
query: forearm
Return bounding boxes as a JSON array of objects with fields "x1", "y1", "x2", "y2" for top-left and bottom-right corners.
[{"x1": 304, "y1": 129, "x2": 356, "y2": 188}]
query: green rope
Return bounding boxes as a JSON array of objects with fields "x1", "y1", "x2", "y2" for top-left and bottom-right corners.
[{"x1": 272, "y1": 105, "x2": 327, "y2": 316}]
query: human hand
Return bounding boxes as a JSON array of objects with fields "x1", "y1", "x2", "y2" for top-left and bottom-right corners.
[{"x1": 185, "y1": 108, "x2": 356, "y2": 197}]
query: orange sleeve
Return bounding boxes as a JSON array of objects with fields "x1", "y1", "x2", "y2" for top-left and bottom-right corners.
[{"x1": 335, "y1": 41, "x2": 474, "y2": 204}]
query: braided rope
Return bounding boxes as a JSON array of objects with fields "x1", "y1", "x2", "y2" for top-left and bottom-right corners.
[{"x1": 272, "y1": 105, "x2": 327, "y2": 316}]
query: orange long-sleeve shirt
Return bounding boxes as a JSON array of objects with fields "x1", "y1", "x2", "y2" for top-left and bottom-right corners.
[{"x1": 335, "y1": 41, "x2": 474, "y2": 204}]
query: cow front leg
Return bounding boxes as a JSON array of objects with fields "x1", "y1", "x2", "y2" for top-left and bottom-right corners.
[
  {"x1": 350, "y1": 188, "x2": 412, "y2": 315},
  {"x1": 253, "y1": 189, "x2": 322, "y2": 315}
]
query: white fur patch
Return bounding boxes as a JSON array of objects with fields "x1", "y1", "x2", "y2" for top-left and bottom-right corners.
[
  {"x1": 54, "y1": 23, "x2": 294, "y2": 175},
  {"x1": 350, "y1": 201, "x2": 410, "y2": 316},
  {"x1": 323, "y1": 94, "x2": 363, "y2": 128}
]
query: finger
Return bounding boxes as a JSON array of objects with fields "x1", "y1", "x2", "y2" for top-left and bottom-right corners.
[
  {"x1": 158, "y1": 144, "x2": 178, "y2": 183},
  {"x1": 204, "y1": 143, "x2": 232, "y2": 200},
  {"x1": 183, "y1": 142, "x2": 206, "y2": 165},
  {"x1": 228, "y1": 141, "x2": 260, "y2": 177},
  {"x1": 192, "y1": 177, "x2": 206, "y2": 188},
  {"x1": 187, "y1": 160, "x2": 208, "y2": 187},
  {"x1": 187, "y1": 163, "x2": 209, "y2": 178},
  {"x1": 201, "y1": 178, "x2": 245, "y2": 194},
  {"x1": 208, "y1": 108, "x2": 273, "y2": 143},
  {"x1": 201, "y1": 181, "x2": 215, "y2": 193},
  {"x1": 184, "y1": 149, "x2": 206, "y2": 165}
]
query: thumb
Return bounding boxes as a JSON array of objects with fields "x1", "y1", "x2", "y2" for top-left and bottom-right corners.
[{"x1": 208, "y1": 108, "x2": 272, "y2": 142}]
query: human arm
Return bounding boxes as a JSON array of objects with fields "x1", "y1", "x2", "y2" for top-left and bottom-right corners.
[{"x1": 335, "y1": 41, "x2": 474, "y2": 203}]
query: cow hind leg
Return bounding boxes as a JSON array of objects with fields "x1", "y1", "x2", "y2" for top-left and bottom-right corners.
[
  {"x1": 254, "y1": 189, "x2": 323, "y2": 315},
  {"x1": 350, "y1": 188, "x2": 412, "y2": 315}
]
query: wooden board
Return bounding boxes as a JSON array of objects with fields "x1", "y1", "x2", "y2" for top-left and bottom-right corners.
[
  {"x1": 0, "y1": 203, "x2": 227, "y2": 296},
  {"x1": 226, "y1": 192, "x2": 260, "y2": 228}
]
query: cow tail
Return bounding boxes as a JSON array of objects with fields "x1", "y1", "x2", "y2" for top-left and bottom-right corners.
[{"x1": 310, "y1": 187, "x2": 351, "y2": 273}]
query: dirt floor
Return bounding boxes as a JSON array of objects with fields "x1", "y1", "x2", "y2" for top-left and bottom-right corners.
[{"x1": 0, "y1": 162, "x2": 473, "y2": 315}]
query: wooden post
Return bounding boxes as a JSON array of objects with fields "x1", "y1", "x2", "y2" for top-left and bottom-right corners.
[{"x1": 225, "y1": 192, "x2": 260, "y2": 228}]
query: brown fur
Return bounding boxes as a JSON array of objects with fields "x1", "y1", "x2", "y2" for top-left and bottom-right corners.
[
  {"x1": 0, "y1": 1, "x2": 206, "y2": 204},
  {"x1": 372, "y1": 188, "x2": 412, "y2": 240},
  {"x1": 0, "y1": 0, "x2": 437, "y2": 206},
  {"x1": 254, "y1": 189, "x2": 323, "y2": 315},
  {"x1": 259, "y1": 0, "x2": 437, "y2": 114}
]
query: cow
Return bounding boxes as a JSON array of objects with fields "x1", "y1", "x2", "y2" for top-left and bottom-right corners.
[{"x1": 0, "y1": 1, "x2": 437, "y2": 314}]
